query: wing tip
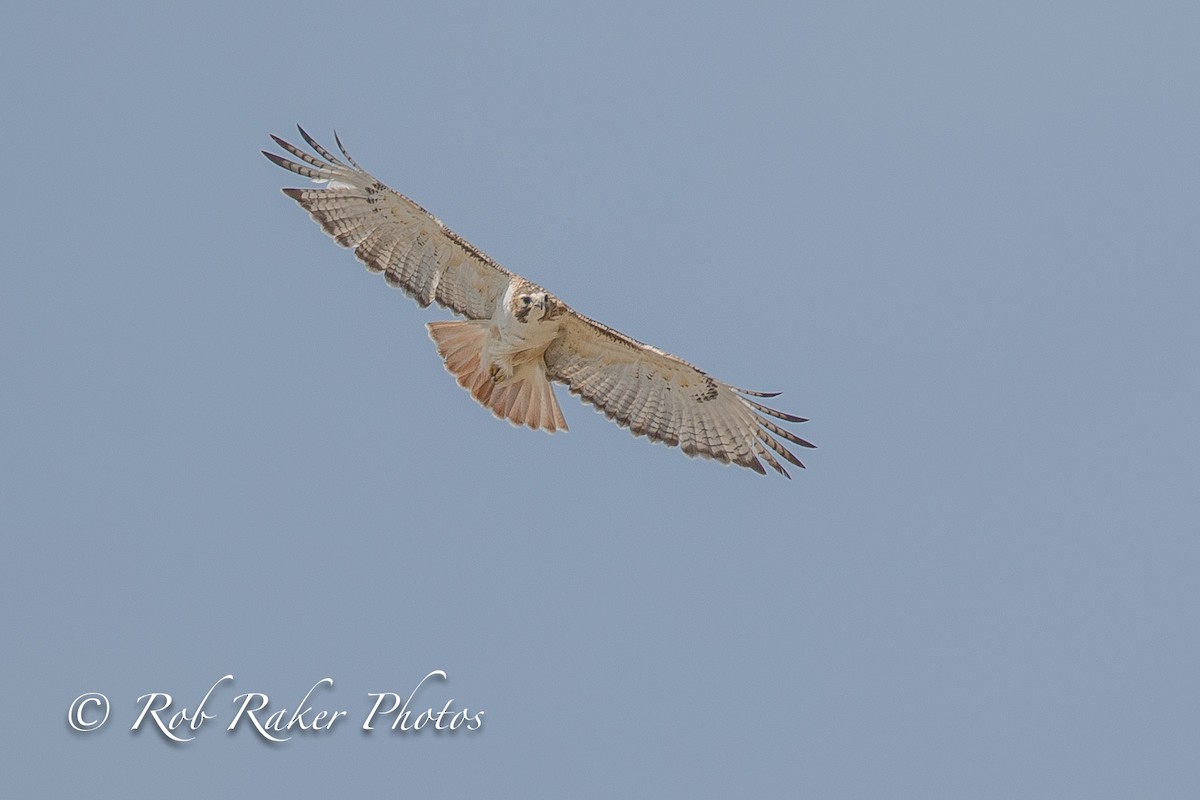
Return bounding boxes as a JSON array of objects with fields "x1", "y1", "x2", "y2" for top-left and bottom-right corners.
[{"x1": 261, "y1": 149, "x2": 288, "y2": 169}]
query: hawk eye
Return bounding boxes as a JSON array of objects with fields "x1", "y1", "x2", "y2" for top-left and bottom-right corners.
[{"x1": 522, "y1": 296, "x2": 532, "y2": 305}]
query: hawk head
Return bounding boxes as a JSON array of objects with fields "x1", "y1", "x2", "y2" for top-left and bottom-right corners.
[{"x1": 512, "y1": 289, "x2": 562, "y2": 323}]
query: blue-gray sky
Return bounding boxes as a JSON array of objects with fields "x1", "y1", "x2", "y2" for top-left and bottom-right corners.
[{"x1": 3, "y1": 2, "x2": 1198, "y2": 796}]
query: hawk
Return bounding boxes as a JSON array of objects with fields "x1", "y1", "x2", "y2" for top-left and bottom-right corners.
[{"x1": 263, "y1": 128, "x2": 815, "y2": 477}]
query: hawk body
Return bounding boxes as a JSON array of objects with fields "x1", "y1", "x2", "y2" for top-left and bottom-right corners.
[
  {"x1": 264, "y1": 128, "x2": 815, "y2": 477},
  {"x1": 428, "y1": 279, "x2": 569, "y2": 433}
]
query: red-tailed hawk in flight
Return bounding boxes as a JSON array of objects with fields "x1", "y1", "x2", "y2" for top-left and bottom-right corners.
[{"x1": 263, "y1": 128, "x2": 815, "y2": 477}]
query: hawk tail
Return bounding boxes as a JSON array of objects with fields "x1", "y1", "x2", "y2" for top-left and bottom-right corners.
[{"x1": 427, "y1": 321, "x2": 567, "y2": 434}]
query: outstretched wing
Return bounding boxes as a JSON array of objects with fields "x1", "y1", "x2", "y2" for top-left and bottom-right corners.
[
  {"x1": 545, "y1": 312, "x2": 816, "y2": 478},
  {"x1": 262, "y1": 127, "x2": 513, "y2": 320}
]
